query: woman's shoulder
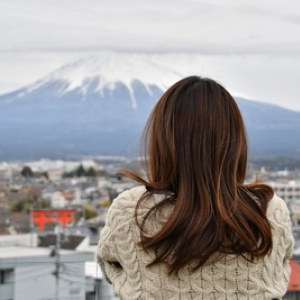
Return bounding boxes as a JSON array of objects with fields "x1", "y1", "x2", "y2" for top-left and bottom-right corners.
[
  {"x1": 266, "y1": 194, "x2": 292, "y2": 225},
  {"x1": 108, "y1": 185, "x2": 153, "y2": 214},
  {"x1": 109, "y1": 185, "x2": 166, "y2": 219},
  {"x1": 112, "y1": 185, "x2": 147, "y2": 207}
]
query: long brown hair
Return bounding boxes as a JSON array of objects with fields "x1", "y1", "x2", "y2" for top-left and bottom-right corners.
[{"x1": 125, "y1": 76, "x2": 274, "y2": 274}]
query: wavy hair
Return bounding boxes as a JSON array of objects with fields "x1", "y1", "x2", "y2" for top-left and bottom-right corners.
[{"x1": 125, "y1": 76, "x2": 274, "y2": 274}]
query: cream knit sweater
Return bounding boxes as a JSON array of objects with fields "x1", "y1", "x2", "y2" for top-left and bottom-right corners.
[{"x1": 97, "y1": 186, "x2": 294, "y2": 300}]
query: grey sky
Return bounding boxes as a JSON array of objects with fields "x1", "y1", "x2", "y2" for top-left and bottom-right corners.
[{"x1": 1, "y1": 0, "x2": 300, "y2": 110}]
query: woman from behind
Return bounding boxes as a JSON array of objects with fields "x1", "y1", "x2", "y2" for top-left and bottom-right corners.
[{"x1": 97, "y1": 76, "x2": 294, "y2": 300}]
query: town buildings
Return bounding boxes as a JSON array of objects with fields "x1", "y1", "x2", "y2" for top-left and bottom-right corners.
[
  {"x1": 0, "y1": 233, "x2": 93, "y2": 300},
  {"x1": 0, "y1": 158, "x2": 300, "y2": 299}
]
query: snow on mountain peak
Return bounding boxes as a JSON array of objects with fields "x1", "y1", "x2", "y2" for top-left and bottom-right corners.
[
  {"x1": 25, "y1": 52, "x2": 183, "y2": 107},
  {"x1": 15, "y1": 52, "x2": 256, "y2": 109}
]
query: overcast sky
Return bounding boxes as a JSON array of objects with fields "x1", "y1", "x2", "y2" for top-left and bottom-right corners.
[{"x1": 1, "y1": 0, "x2": 300, "y2": 111}]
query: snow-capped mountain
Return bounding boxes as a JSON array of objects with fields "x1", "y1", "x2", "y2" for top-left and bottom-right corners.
[
  {"x1": 0, "y1": 52, "x2": 299, "y2": 160},
  {"x1": 2, "y1": 53, "x2": 181, "y2": 107}
]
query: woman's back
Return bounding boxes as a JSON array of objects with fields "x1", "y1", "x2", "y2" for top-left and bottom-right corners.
[
  {"x1": 98, "y1": 186, "x2": 293, "y2": 300},
  {"x1": 97, "y1": 76, "x2": 294, "y2": 299}
]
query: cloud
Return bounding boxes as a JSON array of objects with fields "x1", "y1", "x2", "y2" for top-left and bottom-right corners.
[
  {"x1": 0, "y1": 0, "x2": 299, "y2": 55},
  {"x1": 1, "y1": 42, "x2": 300, "y2": 57},
  {"x1": 0, "y1": 0, "x2": 300, "y2": 112}
]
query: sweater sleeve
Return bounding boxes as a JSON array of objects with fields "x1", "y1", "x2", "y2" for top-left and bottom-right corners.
[
  {"x1": 96, "y1": 190, "x2": 142, "y2": 298},
  {"x1": 97, "y1": 192, "x2": 129, "y2": 284},
  {"x1": 282, "y1": 199, "x2": 294, "y2": 266},
  {"x1": 270, "y1": 196, "x2": 295, "y2": 285}
]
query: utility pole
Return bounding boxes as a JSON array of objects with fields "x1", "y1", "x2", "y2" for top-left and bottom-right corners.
[
  {"x1": 82, "y1": 205, "x2": 86, "y2": 226},
  {"x1": 54, "y1": 224, "x2": 61, "y2": 300},
  {"x1": 29, "y1": 205, "x2": 34, "y2": 247}
]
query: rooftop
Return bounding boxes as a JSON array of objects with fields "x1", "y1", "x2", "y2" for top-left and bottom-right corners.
[{"x1": 0, "y1": 245, "x2": 74, "y2": 259}]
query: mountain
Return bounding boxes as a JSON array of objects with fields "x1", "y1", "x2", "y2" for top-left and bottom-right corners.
[
  {"x1": 0, "y1": 52, "x2": 299, "y2": 160},
  {"x1": 236, "y1": 98, "x2": 300, "y2": 157}
]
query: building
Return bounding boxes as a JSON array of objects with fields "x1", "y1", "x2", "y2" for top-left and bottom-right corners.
[
  {"x1": 50, "y1": 191, "x2": 73, "y2": 208},
  {"x1": 47, "y1": 169, "x2": 62, "y2": 182},
  {"x1": 85, "y1": 261, "x2": 119, "y2": 300},
  {"x1": 0, "y1": 245, "x2": 93, "y2": 300},
  {"x1": 271, "y1": 181, "x2": 300, "y2": 204},
  {"x1": 270, "y1": 181, "x2": 300, "y2": 224},
  {"x1": 0, "y1": 232, "x2": 96, "y2": 300}
]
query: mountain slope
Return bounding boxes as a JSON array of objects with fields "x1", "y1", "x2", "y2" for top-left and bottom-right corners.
[
  {"x1": 236, "y1": 97, "x2": 300, "y2": 156},
  {"x1": 0, "y1": 53, "x2": 299, "y2": 160}
]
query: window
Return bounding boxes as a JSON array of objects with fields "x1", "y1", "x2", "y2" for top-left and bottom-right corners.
[{"x1": 0, "y1": 269, "x2": 14, "y2": 284}]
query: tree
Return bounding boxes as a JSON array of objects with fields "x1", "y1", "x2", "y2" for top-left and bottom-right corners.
[
  {"x1": 75, "y1": 164, "x2": 86, "y2": 177},
  {"x1": 75, "y1": 205, "x2": 98, "y2": 221},
  {"x1": 11, "y1": 200, "x2": 26, "y2": 212},
  {"x1": 42, "y1": 172, "x2": 48, "y2": 179},
  {"x1": 86, "y1": 167, "x2": 96, "y2": 177},
  {"x1": 21, "y1": 166, "x2": 34, "y2": 178}
]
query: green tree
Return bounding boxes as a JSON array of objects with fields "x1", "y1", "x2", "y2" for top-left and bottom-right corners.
[
  {"x1": 75, "y1": 205, "x2": 98, "y2": 221},
  {"x1": 75, "y1": 164, "x2": 86, "y2": 177},
  {"x1": 21, "y1": 166, "x2": 34, "y2": 178},
  {"x1": 12, "y1": 200, "x2": 26, "y2": 212},
  {"x1": 86, "y1": 167, "x2": 96, "y2": 177},
  {"x1": 36, "y1": 200, "x2": 50, "y2": 209}
]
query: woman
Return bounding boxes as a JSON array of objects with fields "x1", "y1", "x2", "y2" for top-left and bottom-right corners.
[{"x1": 97, "y1": 76, "x2": 294, "y2": 300}]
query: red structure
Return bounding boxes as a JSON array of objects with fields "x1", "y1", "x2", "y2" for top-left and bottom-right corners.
[
  {"x1": 30, "y1": 209, "x2": 78, "y2": 231},
  {"x1": 287, "y1": 259, "x2": 300, "y2": 296}
]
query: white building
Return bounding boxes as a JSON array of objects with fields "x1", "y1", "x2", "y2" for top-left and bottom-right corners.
[
  {"x1": 47, "y1": 169, "x2": 62, "y2": 182},
  {"x1": 270, "y1": 181, "x2": 300, "y2": 224},
  {"x1": 0, "y1": 245, "x2": 93, "y2": 300},
  {"x1": 270, "y1": 181, "x2": 300, "y2": 203},
  {"x1": 98, "y1": 177, "x2": 112, "y2": 189},
  {"x1": 50, "y1": 191, "x2": 71, "y2": 208}
]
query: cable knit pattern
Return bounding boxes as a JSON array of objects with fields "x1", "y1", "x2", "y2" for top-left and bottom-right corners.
[{"x1": 97, "y1": 186, "x2": 294, "y2": 300}]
